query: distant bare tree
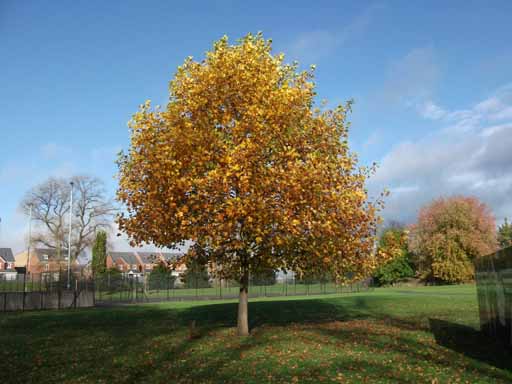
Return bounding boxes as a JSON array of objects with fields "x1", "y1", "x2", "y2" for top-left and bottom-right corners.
[{"x1": 21, "y1": 176, "x2": 116, "y2": 259}]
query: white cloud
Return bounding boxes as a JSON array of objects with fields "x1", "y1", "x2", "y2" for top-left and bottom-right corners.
[
  {"x1": 107, "y1": 222, "x2": 191, "y2": 258},
  {"x1": 418, "y1": 101, "x2": 447, "y2": 120},
  {"x1": 491, "y1": 106, "x2": 512, "y2": 121},
  {"x1": 389, "y1": 185, "x2": 420, "y2": 194},
  {"x1": 91, "y1": 145, "x2": 122, "y2": 164},
  {"x1": 429, "y1": 86, "x2": 512, "y2": 134},
  {"x1": 287, "y1": 3, "x2": 384, "y2": 62},
  {"x1": 474, "y1": 96, "x2": 503, "y2": 114},
  {"x1": 0, "y1": 211, "x2": 29, "y2": 254},
  {"x1": 375, "y1": 46, "x2": 440, "y2": 110},
  {"x1": 362, "y1": 130, "x2": 380, "y2": 150},
  {"x1": 40, "y1": 142, "x2": 71, "y2": 160},
  {"x1": 371, "y1": 85, "x2": 512, "y2": 224}
]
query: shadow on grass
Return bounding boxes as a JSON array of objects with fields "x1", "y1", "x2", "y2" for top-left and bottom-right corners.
[
  {"x1": 428, "y1": 318, "x2": 512, "y2": 371},
  {"x1": 3, "y1": 296, "x2": 512, "y2": 383},
  {"x1": 178, "y1": 295, "x2": 425, "y2": 332},
  {"x1": 180, "y1": 298, "x2": 358, "y2": 328}
]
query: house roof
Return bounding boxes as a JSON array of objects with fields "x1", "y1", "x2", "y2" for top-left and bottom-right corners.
[
  {"x1": 137, "y1": 251, "x2": 182, "y2": 264},
  {"x1": 109, "y1": 252, "x2": 139, "y2": 265},
  {"x1": 0, "y1": 248, "x2": 15, "y2": 262},
  {"x1": 136, "y1": 252, "x2": 160, "y2": 264},
  {"x1": 109, "y1": 251, "x2": 183, "y2": 264}
]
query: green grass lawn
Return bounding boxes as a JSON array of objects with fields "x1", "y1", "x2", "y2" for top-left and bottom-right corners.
[{"x1": 1, "y1": 284, "x2": 511, "y2": 383}]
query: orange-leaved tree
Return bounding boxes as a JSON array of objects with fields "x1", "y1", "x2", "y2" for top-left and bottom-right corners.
[
  {"x1": 116, "y1": 33, "x2": 386, "y2": 335},
  {"x1": 410, "y1": 195, "x2": 497, "y2": 283}
]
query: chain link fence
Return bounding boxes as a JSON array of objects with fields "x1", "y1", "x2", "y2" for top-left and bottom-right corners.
[
  {"x1": 0, "y1": 270, "x2": 94, "y2": 312},
  {"x1": 1, "y1": 270, "x2": 373, "y2": 311},
  {"x1": 94, "y1": 271, "x2": 373, "y2": 305}
]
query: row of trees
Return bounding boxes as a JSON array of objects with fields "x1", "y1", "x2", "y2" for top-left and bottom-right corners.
[
  {"x1": 374, "y1": 196, "x2": 512, "y2": 285},
  {"x1": 94, "y1": 189, "x2": 512, "y2": 289}
]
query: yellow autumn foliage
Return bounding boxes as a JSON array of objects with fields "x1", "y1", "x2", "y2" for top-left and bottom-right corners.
[{"x1": 117, "y1": 33, "x2": 386, "y2": 283}]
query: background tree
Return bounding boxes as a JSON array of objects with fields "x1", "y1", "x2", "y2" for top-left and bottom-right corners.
[
  {"x1": 21, "y1": 175, "x2": 116, "y2": 260},
  {"x1": 180, "y1": 259, "x2": 211, "y2": 289},
  {"x1": 250, "y1": 267, "x2": 277, "y2": 286},
  {"x1": 91, "y1": 230, "x2": 107, "y2": 276},
  {"x1": 117, "y1": 34, "x2": 386, "y2": 335},
  {"x1": 180, "y1": 244, "x2": 211, "y2": 289},
  {"x1": 373, "y1": 225, "x2": 414, "y2": 286},
  {"x1": 21, "y1": 178, "x2": 68, "y2": 258},
  {"x1": 497, "y1": 218, "x2": 512, "y2": 249},
  {"x1": 409, "y1": 196, "x2": 497, "y2": 284},
  {"x1": 148, "y1": 262, "x2": 176, "y2": 290}
]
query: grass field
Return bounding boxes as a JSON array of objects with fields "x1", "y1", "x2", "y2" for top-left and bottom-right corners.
[{"x1": 1, "y1": 284, "x2": 511, "y2": 383}]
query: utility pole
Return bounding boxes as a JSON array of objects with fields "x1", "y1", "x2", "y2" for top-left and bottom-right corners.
[
  {"x1": 67, "y1": 181, "x2": 74, "y2": 289},
  {"x1": 25, "y1": 205, "x2": 32, "y2": 292}
]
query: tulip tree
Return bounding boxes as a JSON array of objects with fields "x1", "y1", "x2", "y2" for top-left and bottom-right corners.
[{"x1": 117, "y1": 33, "x2": 386, "y2": 336}]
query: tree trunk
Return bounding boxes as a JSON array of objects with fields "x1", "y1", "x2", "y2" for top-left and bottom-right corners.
[{"x1": 237, "y1": 267, "x2": 249, "y2": 336}]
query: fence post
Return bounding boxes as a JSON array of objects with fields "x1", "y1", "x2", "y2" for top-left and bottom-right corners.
[
  {"x1": 74, "y1": 279, "x2": 78, "y2": 309},
  {"x1": 92, "y1": 276, "x2": 96, "y2": 307},
  {"x1": 58, "y1": 280, "x2": 61, "y2": 310},
  {"x1": 166, "y1": 275, "x2": 170, "y2": 301},
  {"x1": 40, "y1": 274, "x2": 43, "y2": 310},
  {"x1": 132, "y1": 277, "x2": 136, "y2": 303},
  {"x1": 22, "y1": 273, "x2": 26, "y2": 311},
  {"x1": 195, "y1": 274, "x2": 198, "y2": 300},
  {"x1": 97, "y1": 275, "x2": 101, "y2": 304}
]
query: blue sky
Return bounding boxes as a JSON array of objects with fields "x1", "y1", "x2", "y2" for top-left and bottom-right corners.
[{"x1": 1, "y1": 1, "x2": 512, "y2": 252}]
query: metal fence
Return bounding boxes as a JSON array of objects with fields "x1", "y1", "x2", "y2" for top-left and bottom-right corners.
[
  {"x1": 1, "y1": 270, "x2": 373, "y2": 311},
  {"x1": 475, "y1": 246, "x2": 512, "y2": 348},
  {"x1": 94, "y1": 272, "x2": 373, "y2": 305},
  {"x1": 0, "y1": 271, "x2": 94, "y2": 312}
]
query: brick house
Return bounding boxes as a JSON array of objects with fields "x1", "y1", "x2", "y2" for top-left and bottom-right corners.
[
  {"x1": 136, "y1": 251, "x2": 185, "y2": 275},
  {"x1": 106, "y1": 250, "x2": 185, "y2": 277},
  {"x1": 14, "y1": 248, "x2": 79, "y2": 275},
  {"x1": 106, "y1": 252, "x2": 142, "y2": 276},
  {"x1": 0, "y1": 248, "x2": 17, "y2": 280}
]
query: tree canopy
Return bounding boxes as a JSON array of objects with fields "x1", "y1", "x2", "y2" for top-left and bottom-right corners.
[
  {"x1": 410, "y1": 196, "x2": 497, "y2": 283},
  {"x1": 91, "y1": 230, "x2": 107, "y2": 275},
  {"x1": 21, "y1": 175, "x2": 115, "y2": 260},
  {"x1": 116, "y1": 33, "x2": 386, "y2": 335},
  {"x1": 373, "y1": 225, "x2": 414, "y2": 286},
  {"x1": 498, "y1": 218, "x2": 512, "y2": 249}
]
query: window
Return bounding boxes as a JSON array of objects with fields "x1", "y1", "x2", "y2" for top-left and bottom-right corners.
[
  {"x1": 118, "y1": 265, "x2": 123, "y2": 271},
  {"x1": 132, "y1": 264, "x2": 137, "y2": 270},
  {"x1": 45, "y1": 264, "x2": 49, "y2": 272},
  {"x1": 43, "y1": 254, "x2": 49, "y2": 261}
]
